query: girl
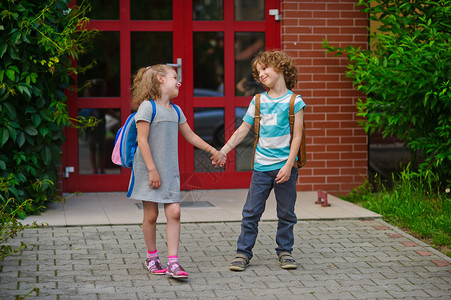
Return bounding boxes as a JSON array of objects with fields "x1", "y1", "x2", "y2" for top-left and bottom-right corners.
[{"x1": 129, "y1": 64, "x2": 225, "y2": 279}]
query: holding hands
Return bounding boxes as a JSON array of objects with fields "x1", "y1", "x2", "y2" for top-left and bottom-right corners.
[{"x1": 211, "y1": 149, "x2": 227, "y2": 167}]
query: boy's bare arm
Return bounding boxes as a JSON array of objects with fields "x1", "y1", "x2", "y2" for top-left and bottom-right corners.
[
  {"x1": 221, "y1": 122, "x2": 252, "y2": 155},
  {"x1": 287, "y1": 109, "x2": 304, "y2": 166},
  {"x1": 275, "y1": 109, "x2": 304, "y2": 183}
]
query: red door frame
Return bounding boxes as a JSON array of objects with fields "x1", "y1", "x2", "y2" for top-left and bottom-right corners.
[{"x1": 62, "y1": 0, "x2": 280, "y2": 192}]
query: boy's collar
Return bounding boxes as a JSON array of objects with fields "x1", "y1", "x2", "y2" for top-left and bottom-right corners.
[{"x1": 264, "y1": 90, "x2": 292, "y2": 99}]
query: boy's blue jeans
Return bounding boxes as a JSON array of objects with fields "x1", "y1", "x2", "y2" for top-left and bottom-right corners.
[{"x1": 236, "y1": 167, "x2": 298, "y2": 259}]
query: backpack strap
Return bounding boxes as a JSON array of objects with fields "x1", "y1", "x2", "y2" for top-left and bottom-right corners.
[
  {"x1": 127, "y1": 170, "x2": 135, "y2": 197},
  {"x1": 149, "y1": 99, "x2": 157, "y2": 123},
  {"x1": 170, "y1": 102, "x2": 181, "y2": 123},
  {"x1": 251, "y1": 94, "x2": 261, "y2": 168},
  {"x1": 148, "y1": 99, "x2": 180, "y2": 123},
  {"x1": 289, "y1": 93, "x2": 307, "y2": 168},
  {"x1": 289, "y1": 93, "x2": 296, "y2": 144}
]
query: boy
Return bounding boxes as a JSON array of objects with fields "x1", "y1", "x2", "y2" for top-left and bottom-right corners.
[{"x1": 219, "y1": 51, "x2": 305, "y2": 271}]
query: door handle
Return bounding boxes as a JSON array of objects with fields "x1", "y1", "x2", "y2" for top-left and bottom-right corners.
[{"x1": 167, "y1": 58, "x2": 182, "y2": 83}]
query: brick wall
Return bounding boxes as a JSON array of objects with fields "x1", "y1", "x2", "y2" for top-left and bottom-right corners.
[{"x1": 282, "y1": 0, "x2": 368, "y2": 194}]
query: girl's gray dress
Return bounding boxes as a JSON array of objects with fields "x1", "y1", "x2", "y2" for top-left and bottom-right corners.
[{"x1": 128, "y1": 100, "x2": 186, "y2": 203}]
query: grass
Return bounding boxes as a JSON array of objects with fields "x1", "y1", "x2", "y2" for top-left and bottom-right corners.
[{"x1": 343, "y1": 168, "x2": 451, "y2": 258}]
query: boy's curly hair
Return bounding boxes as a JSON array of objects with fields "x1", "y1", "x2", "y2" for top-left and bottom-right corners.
[
  {"x1": 251, "y1": 51, "x2": 297, "y2": 90},
  {"x1": 130, "y1": 64, "x2": 173, "y2": 110}
]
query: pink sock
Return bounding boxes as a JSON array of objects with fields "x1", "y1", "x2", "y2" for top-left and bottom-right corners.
[
  {"x1": 168, "y1": 255, "x2": 178, "y2": 264},
  {"x1": 147, "y1": 249, "x2": 159, "y2": 258}
]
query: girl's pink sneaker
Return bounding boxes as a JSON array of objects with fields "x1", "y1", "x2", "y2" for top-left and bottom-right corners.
[
  {"x1": 166, "y1": 261, "x2": 188, "y2": 279},
  {"x1": 145, "y1": 257, "x2": 166, "y2": 275}
]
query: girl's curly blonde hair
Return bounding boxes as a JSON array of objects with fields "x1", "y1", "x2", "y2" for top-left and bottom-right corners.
[
  {"x1": 130, "y1": 64, "x2": 173, "y2": 110},
  {"x1": 251, "y1": 51, "x2": 297, "y2": 90}
]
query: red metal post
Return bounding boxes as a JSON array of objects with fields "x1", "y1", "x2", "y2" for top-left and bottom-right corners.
[{"x1": 316, "y1": 190, "x2": 330, "y2": 207}]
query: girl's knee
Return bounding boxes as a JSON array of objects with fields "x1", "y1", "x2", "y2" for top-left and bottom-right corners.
[
  {"x1": 143, "y1": 213, "x2": 158, "y2": 226},
  {"x1": 165, "y1": 203, "x2": 181, "y2": 221},
  {"x1": 143, "y1": 213, "x2": 158, "y2": 223},
  {"x1": 142, "y1": 202, "x2": 159, "y2": 224}
]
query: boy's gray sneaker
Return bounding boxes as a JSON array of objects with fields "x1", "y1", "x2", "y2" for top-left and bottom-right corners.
[
  {"x1": 229, "y1": 254, "x2": 250, "y2": 271},
  {"x1": 278, "y1": 252, "x2": 297, "y2": 269}
]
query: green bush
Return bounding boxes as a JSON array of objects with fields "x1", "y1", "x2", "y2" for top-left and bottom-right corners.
[
  {"x1": 324, "y1": 0, "x2": 451, "y2": 186},
  {"x1": 0, "y1": 176, "x2": 43, "y2": 261},
  {"x1": 0, "y1": 0, "x2": 96, "y2": 214}
]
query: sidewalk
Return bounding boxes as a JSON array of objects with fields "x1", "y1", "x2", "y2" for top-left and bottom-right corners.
[
  {"x1": 1, "y1": 190, "x2": 450, "y2": 299},
  {"x1": 20, "y1": 190, "x2": 380, "y2": 226}
]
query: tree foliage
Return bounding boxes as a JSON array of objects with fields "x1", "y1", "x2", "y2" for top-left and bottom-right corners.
[
  {"x1": 0, "y1": 0, "x2": 96, "y2": 214},
  {"x1": 324, "y1": 0, "x2": 451, "y2": 186}
]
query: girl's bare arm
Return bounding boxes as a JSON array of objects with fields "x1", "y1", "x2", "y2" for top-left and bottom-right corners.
[
  {"x1": 136, "y1": 120, "x2": 161, "y2": 188},
  {"x1": 178, "y1": 122, "x2": 225, "y2": 163}
]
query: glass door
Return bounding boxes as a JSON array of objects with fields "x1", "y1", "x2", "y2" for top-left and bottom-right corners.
[
  {"x1": 63, "y1": 0, "x2": 279, "y2": 192},
  {"x1": 181, "y1": 0, "x2": 279, "y2": 190}
]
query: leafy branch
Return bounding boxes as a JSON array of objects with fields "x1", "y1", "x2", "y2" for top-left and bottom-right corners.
[{"x1": 323, "y1": 0, "x2": 451, "y2": 186}]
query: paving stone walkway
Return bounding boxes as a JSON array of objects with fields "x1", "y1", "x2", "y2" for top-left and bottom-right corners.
[{"x1": 1, "y1": 219, "x2": 450, "y2": 299}]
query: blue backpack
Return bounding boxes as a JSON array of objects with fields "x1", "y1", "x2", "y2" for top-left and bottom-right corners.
[{"x1": 111, "y1": 100, "x2": 180, "y2": 169}]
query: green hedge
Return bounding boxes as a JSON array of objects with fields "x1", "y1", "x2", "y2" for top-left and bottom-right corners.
[{"x1": 0, "y1": 0, "x2": 95, "y2": 214}]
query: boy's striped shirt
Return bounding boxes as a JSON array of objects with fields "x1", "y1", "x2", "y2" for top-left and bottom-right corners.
[{"x1": 243, "y1": 91, "x2": 306, "y2": 172}]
